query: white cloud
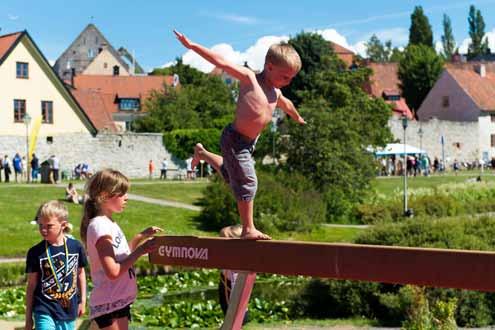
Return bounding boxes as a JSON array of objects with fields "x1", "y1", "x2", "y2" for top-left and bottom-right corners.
[
  {"x1": 8, "y1": 14, "x2": 19, "y2": 21},
  {"x1": 180, "y1": 35, "x2": 288, "y2": 73}
]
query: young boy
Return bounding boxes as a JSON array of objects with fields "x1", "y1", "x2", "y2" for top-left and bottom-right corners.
[
  {"x1": 174, "y1": 30, "x2": 305, "y2": 240},
  {"x1": 25, "y1": 201, "x2": 87, "y2": 330}
]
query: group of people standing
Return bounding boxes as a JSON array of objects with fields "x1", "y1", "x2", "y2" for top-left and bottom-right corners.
[{"x1": 0, "y1": 153, "x2": 39, "y2": 183}]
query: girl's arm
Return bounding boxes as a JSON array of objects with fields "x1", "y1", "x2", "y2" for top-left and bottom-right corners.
[
  {"x1": 129, "y1": 226, "x2": 163, "y2": 251},
  {"x1": 77, "y1": 267, "x2": 86, "y2": 317},
  {"x1": 95, "y1": 236, "x2": 156, "y2": 280},
  {"x1": 25, "y1": 272, "x2": 38, "y2": 330}
]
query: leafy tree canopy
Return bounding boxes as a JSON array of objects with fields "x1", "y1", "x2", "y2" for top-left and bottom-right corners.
[
  {"x1": 409, "y1": 6, "x2": 434, "y2": 48},
  {"x1": 467, "y1": 5, "x2": 490, "y2": 60},
  {"x1": 398, "y1": 44, "x2": 444, "y2": 117}
]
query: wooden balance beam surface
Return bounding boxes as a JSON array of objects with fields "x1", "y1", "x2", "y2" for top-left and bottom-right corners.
[{"x1": 149, "y1": 236, "x2": 495, "y2": 292}]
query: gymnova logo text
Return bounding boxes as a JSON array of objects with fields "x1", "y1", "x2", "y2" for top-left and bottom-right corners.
[{"x1": 158, "y1": 245, "x2": 208, "y2": 260}]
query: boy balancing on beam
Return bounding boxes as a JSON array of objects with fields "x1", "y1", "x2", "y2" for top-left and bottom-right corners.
[{"x1": 174, "y1": 30, "x2": 305, "y2": 240}]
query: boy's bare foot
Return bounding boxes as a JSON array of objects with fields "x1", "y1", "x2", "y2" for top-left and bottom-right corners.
[
  {"x1": 241, "y1": 228, "x2": 272, "y2": 240},
  {"x1": 191, "y1": 143, "x2": 205, "y2": 170}
]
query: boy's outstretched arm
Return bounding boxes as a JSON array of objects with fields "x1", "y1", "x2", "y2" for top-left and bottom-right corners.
[
  {"x1": 174, "y1": 30, "x2": 253, "y2": 83},
  {"x1": 277, "y1": 94, "x2": 306, "y2": 124}
]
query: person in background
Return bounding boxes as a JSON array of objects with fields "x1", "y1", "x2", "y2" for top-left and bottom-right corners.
[
  {"x1": 160, "y1": 158, "x2": 168, "y2": 180},
  {"x1": 31, "y1": 153, "x2": 39, "y2": 183},
  {"x1": 13, "y1": 153, "x2": 22, "y2": 183},
  {"x1": 148, "y1": 160, "x2": 155, "y2": 180}
]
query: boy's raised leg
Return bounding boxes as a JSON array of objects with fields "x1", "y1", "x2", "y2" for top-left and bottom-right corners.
[
  {"x1": 237, "y1": 200, "x2": 271, "y2": 240},
  {"x1": 192, "y1": 143, "x2": 223, "y2": 172}
]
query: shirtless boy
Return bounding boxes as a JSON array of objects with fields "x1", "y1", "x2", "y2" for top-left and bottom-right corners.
[{"x1": 174, "y1": 30, "x2": 305, "y2": 239}]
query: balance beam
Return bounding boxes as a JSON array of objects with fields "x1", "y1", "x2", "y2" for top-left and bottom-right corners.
[{"x1": 149, "y1": 235, "x2": 495, "y2": 292}]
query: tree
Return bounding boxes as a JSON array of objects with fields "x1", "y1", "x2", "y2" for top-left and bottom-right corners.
[
  {"x1": 398, "y1": 44, "x2": 444, "y2": 118},
  {"x1": 150, "y1": 58, "x2": 207, "y2": 86},
  {"x1": 441, "y1": 14, "x2": 456, "y2": 60},
  {"x1": 283, "y1": 32, "x2": 341, "y2": 107},
  {"x1": 280, "y1": 33, "x2": 393, "y2": 221},
  {"x1": 467, "y1": 5, "x2": 489, "y2": 60},
  {"x1": 365, "y1": 34, "x2": 393, "y2": 62},
  {"x1": 409, "y1": 6, "x2": 433, "y2": 48}
]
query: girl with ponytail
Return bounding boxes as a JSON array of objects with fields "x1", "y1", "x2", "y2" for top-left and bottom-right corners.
[{"x1": 81, "y1": 169, "x2": 163, "y2": 329}]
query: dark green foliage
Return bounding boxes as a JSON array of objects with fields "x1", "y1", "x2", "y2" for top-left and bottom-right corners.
[
  {"x1": 356, "y1": 186, "x2": 495, "y2": 224},
  {"x1": 441, "y1": 14, "x2": 456, "y2": 60},
  {"x1": 0, "y1": 262, "x2": 24, "y2": 287},
  {"x1": 409, "y1": 6, "x2": 433, "y2": 48},
  {"x1": 197, "y1": 170, "x2": 326, "y2": 233},
  {"x1": 467, "y1": 5, "x2": 490, "y2": 60},
  {"x1": 398, "y1": 44, "x2": 444, "y2": 115},
  {"x1": 163, "y1": 128, "x2": 221, "y2": 160},
  {"x1": 283, "y1": 32, "x2": 340, "y2": 107},
  {"x1": 135, "y1": 81, "x2": 234, "y2": 133}
]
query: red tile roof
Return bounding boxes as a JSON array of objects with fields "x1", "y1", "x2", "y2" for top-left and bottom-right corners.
[
  {"x1": 386, "y1": 98, "x2": 414, "y2": 119},
  {"x1": 446, "y1": 65, "x2": 495, "y2": 111},
  {"x1": 329, "y1": 41, "x2": 355, "y2": 67},
  {"x1": 71, "y1": 89, "x2": 118, "y2": 132},
  {"x1": 365, "y1": 62, "x2": 401, "y2": 97},
  {"x1": 0, "y1": 32, "x2": 22, "y2": 63},
  {"x1": 71, "y1": 74, "x2": 175, "y2": 131}
]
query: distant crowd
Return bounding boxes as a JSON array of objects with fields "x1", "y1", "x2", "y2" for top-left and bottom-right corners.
[{"x1": 377, "y1": 154, "x2": 494, "y2": 177}]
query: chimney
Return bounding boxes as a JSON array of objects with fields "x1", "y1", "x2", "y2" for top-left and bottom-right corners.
[
  {"x1": 475, "y1": 64, "x2": 486, "y2": 77},
  {"x1": 71, "y1": 68, "x2": 76, "y2": 87}
]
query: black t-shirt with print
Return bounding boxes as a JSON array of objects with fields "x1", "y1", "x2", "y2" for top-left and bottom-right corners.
[{"x1": 26, "y1": 237, "x2": 87, "y2": 320}]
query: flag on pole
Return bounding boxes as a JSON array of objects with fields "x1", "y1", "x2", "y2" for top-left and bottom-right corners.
[{"x1": 29, "y1": 116, "x2": 42, "y2": 157}]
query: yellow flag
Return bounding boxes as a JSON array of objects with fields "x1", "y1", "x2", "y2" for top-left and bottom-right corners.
[{"x1": 29, "y1": 116, "x2": 42, "y2": 159}]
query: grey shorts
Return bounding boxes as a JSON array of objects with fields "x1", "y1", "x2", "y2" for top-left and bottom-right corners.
[{"x1": 220, "y1": 124, "x2": 258, "y2": 202}]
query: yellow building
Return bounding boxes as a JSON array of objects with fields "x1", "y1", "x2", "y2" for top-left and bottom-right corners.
[{"x1": 0, "y1": 31, "x2": 96, "y2": 137}]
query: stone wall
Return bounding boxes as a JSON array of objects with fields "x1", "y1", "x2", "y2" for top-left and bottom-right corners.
[
  {"x1": 388, "y1": 118, "x2": 481, "y2": 163},
  {"x1": 0, "y1": 132, "x2": 183, "y2": 178}
]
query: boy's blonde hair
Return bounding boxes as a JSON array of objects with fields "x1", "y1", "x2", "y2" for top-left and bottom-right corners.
[
  {"x1": 36, "y1": 200, "x2": 71, "y2": 233},
  {"x1": 80, "y1": 169, "x2": 129, "y2": 245},
  {"x1": 265, "y1": 42, "x2": 302, "y2": 72}
]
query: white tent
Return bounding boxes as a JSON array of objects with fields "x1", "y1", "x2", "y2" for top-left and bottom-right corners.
[{"x1": 374, "y1": 143, "x2": 426, "y2": 156}]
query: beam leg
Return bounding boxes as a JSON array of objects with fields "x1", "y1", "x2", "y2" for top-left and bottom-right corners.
[{"x1": 221, "y1": 272, "x2": 256, "y2": 330}]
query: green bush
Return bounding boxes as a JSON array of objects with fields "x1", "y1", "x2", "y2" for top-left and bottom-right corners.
[
  {"x1": 163, "y1": 128, "x2": 221, "y2": 160},
  {"x1": 197, "y1": 169, "x2": 326, "y2": 233},
  {"x1": 357, "y1": 183, "x2": 495, "y2": 224},
  {"x1": 0, "y1": 262, "x2": 25, "y2": 287}
]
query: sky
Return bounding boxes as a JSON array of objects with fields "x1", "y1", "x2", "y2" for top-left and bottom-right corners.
[{"x1": 3, "y1": 0, "x2": 495, "y2": 73}]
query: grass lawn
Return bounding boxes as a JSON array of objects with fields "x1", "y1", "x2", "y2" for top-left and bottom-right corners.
[
  {"x1": 0, "y1": 182, "x2": 362, "y2": 257},
  {"x1": 129, "y1": 180, "x2": 210, "y2": 205},
  {"x1": 0, "y1": 184, "x2": 212, "y2": 257},
  {"x1": 371, "y1": 170, "x2": 495, "y2": 197}
]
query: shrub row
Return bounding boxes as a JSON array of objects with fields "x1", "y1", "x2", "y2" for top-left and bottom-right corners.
[
  {"x1": 197, "y1": 169, "x2": 327, "y2": 233},
  {"x1": 357, "y1": 182, "x2": 495, "y2": 224}
]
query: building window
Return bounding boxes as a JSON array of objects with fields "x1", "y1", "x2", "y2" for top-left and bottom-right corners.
[
  {"x1": 491, "y1": 135, "x2": 495, "y2": 147},
  {"x1": 103, "y1": 62, "x2": 108, "y2": 69},
  {"x1": 16, "y1": 62, "x2": 29, "y2": 78},
  {"x1": 41, "y1": 101, "x2": 53, "y2": 124},
  {"x1": 119, "y1": 98, "x2": 140, "y2": 111},
  {"x1": 442, "y1": 96, "x2": 450, "y2": 107},
  {"x1": 13, "y1": 99, "x2": 26, "y2": 122},
  {"x1": 88, "y1": 48, "x2": 95, "y2": 58},
  {"x1": 46, "y1": 136, "x2": 53, "y2": 144},
  {"x1": 113, "y1": 65, "x2": 120, "y2": 76}
]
